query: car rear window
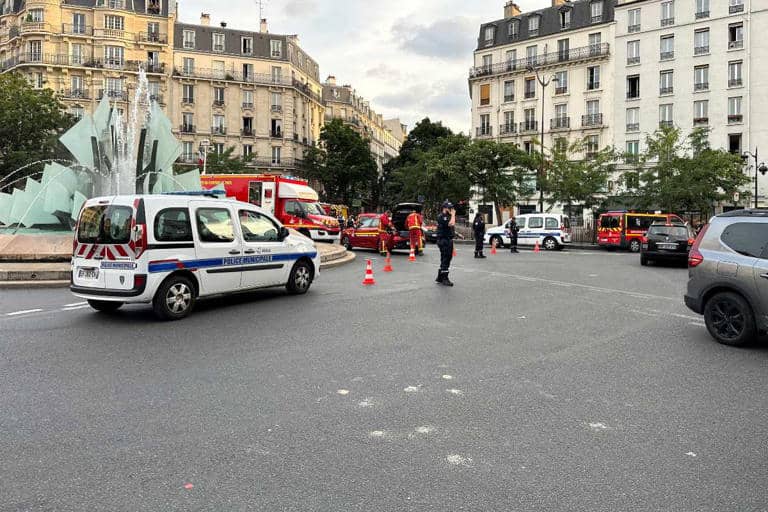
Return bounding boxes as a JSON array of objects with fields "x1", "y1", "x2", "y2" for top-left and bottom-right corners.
[
  {"x1": 720, "y1": 222, "x2": 768, "y2": 259},
  {"x1": 600, "y1": 216, "x2": 620, "y2": 229},
  {"x1": 649, "y1": 226, "x2": 689, "y2": 237},
  {"x1": 626, "y1": 215, "x2": 666, "y2": 231},
  {"x1": 77, "y1": 205, "x2": 133, "y2": 244}
]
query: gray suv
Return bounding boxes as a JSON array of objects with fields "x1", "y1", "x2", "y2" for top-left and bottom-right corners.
[{"x1": 685, "y1": 210, "x2": 768, "y2": 346}]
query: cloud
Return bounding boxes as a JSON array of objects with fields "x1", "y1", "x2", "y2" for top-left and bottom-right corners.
[
  {"x1": 365, "y1": 63, "x2": 403, "y2": 81},
  {"x1": 282, "y1": 0, "x2": 318, "y2": 16},
  {"x1": 392, "y1": 17, "x2": 478, "y2": 61}
]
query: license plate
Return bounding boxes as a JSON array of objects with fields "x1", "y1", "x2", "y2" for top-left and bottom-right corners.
[
  {"x1": 78, "y1": 267, "x2": 99, "y2": 279},
  {"x1": 658, "y1": 243, "x2": 677, "y2": 250}
]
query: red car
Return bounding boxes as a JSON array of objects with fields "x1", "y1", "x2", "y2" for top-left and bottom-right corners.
[{"x1": 341, "y1": 213, "x2": 411, "y2": 252}]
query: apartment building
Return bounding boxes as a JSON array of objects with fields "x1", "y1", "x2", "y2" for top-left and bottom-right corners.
[
  {"x1": 613, "y1": 0, "x2": 768, "y2": 205},
  {"x1": 469, "y1": 0, "x2": 616, "y2": 222},
  {"x1": 171, "y1": 16, "x2": 324, "y2": 175},
  {"x1": 0, "y1": 0, "x2": 174, "y2": 120},
  {"x1": 322, "y1": 76, "x2": 405, "y2": 172}
]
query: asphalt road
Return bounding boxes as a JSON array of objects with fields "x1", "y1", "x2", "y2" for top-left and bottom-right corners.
[{"x1": 1, "y1": 246, "x2": 767, "y2": 511}]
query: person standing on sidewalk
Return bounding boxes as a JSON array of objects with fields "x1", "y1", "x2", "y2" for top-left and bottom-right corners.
[
  {"x1": 435, "y1": 201, "x2": 456, "y2": 286},
  {"x1": 472, "y1": 212, "x2": 486, "y2": 258},
  {"x1": 506, "y1": 216, "x2": 519, "y2": 253},
  {"x1": 406, "y1": 209, "x2": 424, "y2": 256}
]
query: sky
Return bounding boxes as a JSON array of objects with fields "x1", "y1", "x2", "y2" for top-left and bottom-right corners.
[{"x1": 177, "y1": 0, "x2": 553, "y2": 134}]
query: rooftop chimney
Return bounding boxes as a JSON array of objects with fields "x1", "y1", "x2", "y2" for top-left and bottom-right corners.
[
  {"x1": 552, "y1": 0, "x2": 568, "y2": 6},
  {"x1": 200, "y1": 13, "x2": 210, "y2": 26},
  {"x1": 504, "y1": 1, "x2": 521, "y2": 17},
  {"x1": 220, "y1": 21, "x2": 227, "y2": 28},
  {"x1": 260, "y1": 18, "x2": 268, "y2": 34},
  {"x1": 326, "y1": 75, "x2": 337, "y2": 86}
]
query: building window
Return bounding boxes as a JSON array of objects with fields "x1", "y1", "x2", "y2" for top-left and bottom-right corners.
[
  {"x1": 508, "y1": 21, "x2": 519, "y2": 38},
  {"x1": 181, "y1": 141, "x2": 194, "y2": 161},
  {"x1": 29, "y1": 72, "x2": 43, "y2": 89},
  {"x1": 182, "y1": 57, "x2": 194, "y2": 75},
  {"x1": 241, "y1": 37, "x2": 253, "y2": 55},
  {"x1": 528, "y1": 15, "x2": 539, "y2": 36},
  {"x1": 628, "y1": 8, "x2": 641, "y2": 32},
  {"x1": 586, "y1": 135, "x2": 599, "y2": 157},
  {"x1": 523, "y1": 141, "x2": 534, "y2": 154},
  {"x1": 560, "y1": 9, "x2": 571, "y2": 30},
  {"x1": 482, "y1": 54, "x2": 493, "y2": 71},
  {"x1": 587, "y1": 66, "x2": 600, "y2": 90},
  {"x1": 104, "y1": 45, "x2": 124, "y2": 68},
  {"x1": 729, "y1": 23, "x2": 744, "y2": 49},
  {"x1": 526, "y1": 45, "x2": 537, "y2": 66},
  {"x1": 660, "y1": 35, "x2": 674, "y2": 60},
  {"x1": 661, "y1": 1, "x2": 674, "y2": 26},
  {"x1": 270, "y1": 40, "x2": 282, "y2": 57},
  {"x1": 696, "y1": 0, "x2": 710, "y2": 18},
  {"x1": 627, "y1": 40, "x2": 640, "y2": 65},
  {"x1": 555, "y1": 70, "x2": 568, "y2": 94},
  {"x1": 271, "y1": 119, "x2": 282, "y2": 137},
  {"x1": 242, "y1": 90, "x2": 253, "y2": 108},
  {"x1": 479, "y1": 114, "x2": 491, "y2": 136},
  {"x1": 660, "y1": 70, "x2": 674, "y2": 95},
  {"x1": 728, "y1": 133, "x2": 742, "y2": 154},
  {"x1": 484, "y1": 25, "x2": 495, "y2": 44},
  {"x1": 27, "y1": 40, "x2": 42, "y2": 61},
  {"x1": 182, "y1": 112, "x2": 194, "y2": 132},
  {"x1": 584, "y1": 100, "x2": 601, "y2": 126},
  {"x1": 213, "y1": 87, "x2": 225, "y2": 106},
  {"x1": 503, "y1": 80, "x2": 515, "y2": 102},
  {"x1": 104, "y1": 15, "x2": 124, "y2": 30},
  {"x1": 243, "y1": 145, "x2": 253, "y2": 158},
  {"x1": 694, "y1": 29, "x2": 709, "y2": 55},
  {"x1": 626, "y1": 140, "x2": 640, "y2": 162},
  {"x1": 659, "y1": 104, "x2": 674, "y2": 128},
  {"x1": 524, "y1": 108, "x2": 537, "y2": 131},
  {"x1": 479, "y1": 84, "x2": 491, "y2": 106},
  {"x1": 627, "y1": 75, "x2": 640, "y2": 99},
  {"x1": 694, "y1": 65, "x2": 709, "y2": 91},
  {"x1": 183, "y1": 29, "x2": 195, "y2": 49},
  {"x1": 524, "y1": 78, "x2": 536, "y2": 99},
  {"x1": 589, "y1": 32, "x2": 602, "y2": 54},
  {"x1": 182, "y1": 84, "x2": 194, "y2": 103},
  {"x1": 694, "y1": 100, "x2": 709, "y2": 125},
  {"x1": 213, "y1": 115, "x2": 225, "y2": 134},
  {"x1": 554, "y1": 104, "x2": 568, "y2": 129},
  {"x1": 557, "y1": 38, "x2": 570, "y2": 62},
  {"x1": 271, "y1": 146, "x2": 281, "y2": 164},
  {"x1": 213, "y1": 33, "x2": 225, "y2": 52},
  {"x1": 213, "y1": 143, "x2": 225, "y2": 155},
  {"x1": 729, "y1": 60, "x2": 743, "y2": 87},
  {"x1": 728, "y1": 97, "x2": 743, "y2": 123},
  {"x1": 212, "y1": 60, "x2": 225, "y2": 79},
  {"x1": 72, "y1": 13, "x2": 86, "y2": 34},
  {"x1": 505, "y1": 49, "x2": 517, "y2": 71},
  {"x1": 271, "y1": 92, "x2": 282, "y2": 111},
  {"x1": 242, "y1": 63, "x2": 253, "y2": 80},
  {"x1": 590, "y1": 1, "x2": 604, "y2": 23},
  {"x1": 502, "y1": 111, "x2": 515, "y2": 134},
  {"x1": 554, "y1": 137, "x2": 568, "y2": 153},
  {"x1": 626, "y1": 107, "x2": 640, "y2": 132},
  {"x1": 730, "y1": 0, "x2": 744, "y2": 14}
]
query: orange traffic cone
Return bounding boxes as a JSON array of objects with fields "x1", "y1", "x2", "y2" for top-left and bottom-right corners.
[
  {"x1": 491, "y1": 238, "x2": 497, "y2": 255},
  {"x1": 452, "y1": 245, "x2": 457, "y2": 257},
  {"x1": 383, "y1": 252, "x2": 394, "y2": 272},
  {"x1": 408, "y1": 246, "x2": 416, "y2": 262},
  {"x1": 362, "y1": 259, "x2": 376, "y2": 285},
  {"x1": 534, "y1": 239, "x2": 541, "y2": 253}
]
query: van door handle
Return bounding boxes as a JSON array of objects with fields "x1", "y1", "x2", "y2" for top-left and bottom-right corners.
[
  {"x1": 228, "y1": 249, "x2": 241, "y2": 255},
  {"x1": 244, "y1": 249, "x2": 256, "y2": 254},
  {"x1": 760, "y1": 273, "x2": 768, "y2": 280}
]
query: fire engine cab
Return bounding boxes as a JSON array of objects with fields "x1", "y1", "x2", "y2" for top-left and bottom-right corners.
[{"x1": 200, "y1": 175, "x2": 340, "y2": 243}]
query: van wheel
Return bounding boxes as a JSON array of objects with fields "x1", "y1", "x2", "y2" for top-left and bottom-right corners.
[
  {"x1": 341, "y1": 236, "x2": 352, "y2": 250},
  {"x1": 491, "y1": 235, "x2": 504, "y2": 249},
  {"x1": 543, "y1": 237, "x2": 558, "y2": 251},
  {"x1": 629, "y1": 239, "x2": 641, "y2": 253},
  {"x1": 87, "y1": 300, "x2": 123, "y2": 313},
  {"x1": 704, "y1": 292, "x2": 756, "y2": 346},
  {"x1": 153, "y1": 275, "x2": 195, "y2": 321},
  {"x1": 287, "y1": 260, "x2": 313, "y2": 295}
]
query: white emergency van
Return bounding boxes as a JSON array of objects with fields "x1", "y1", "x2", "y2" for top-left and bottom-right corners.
[
  {"x1": 70, "y1": 193, "x2": 320, "y2": 320},
  {"x1": 483, "y1": 213, "x2": 572, "y2": 250}
]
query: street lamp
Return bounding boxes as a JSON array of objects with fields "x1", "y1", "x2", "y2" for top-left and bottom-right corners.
[
  {"x1": 527, "y1": 64, "x2": 558, "y2": 212},
  {"x1": 741, "y1": 148, "x2": 768, "y2": 209}
]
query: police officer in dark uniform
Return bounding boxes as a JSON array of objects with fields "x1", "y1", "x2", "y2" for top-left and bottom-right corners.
[
  {"x1": 435, "y1": 201, "x2": 456, "y2": 286},
  {"x1": 472, "y1": 212, "x2": 486, "y2": 258},
  {"x1": 506, "y1": 216, "x2": 519, "y2": 253}
]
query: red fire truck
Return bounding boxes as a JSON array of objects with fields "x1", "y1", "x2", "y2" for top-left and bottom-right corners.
[
  {"x1": 597, "y1": 210, "x2": 684, "y2": 252},
  {"x1": 199, "y1": 174, "x2": 341, "y2": 242}
]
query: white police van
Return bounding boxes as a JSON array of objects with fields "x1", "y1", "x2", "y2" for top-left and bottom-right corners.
[
  {"x1": 483, "y1": 213, "x2": 572, "y2": 250},
  {"x1": 70, "y1": 193, "x2": 320, "y2": 320}
]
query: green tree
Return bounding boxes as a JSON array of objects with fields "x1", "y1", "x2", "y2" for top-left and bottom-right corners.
[
  {"x1": 546, "y1": 139, "x2": 616, "y2": 216},
  {"x1": 300, "y1": 119, "x2": 377, "y2": 206},
  {"x1": 191, "y1": 146, "x2": 254, "y2": 174},
  {"x1": 0, "y1": 73, "x2": 74, "y2": 190}
]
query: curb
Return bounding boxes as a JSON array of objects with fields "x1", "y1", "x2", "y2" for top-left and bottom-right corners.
[
  {"x1": 320, "y1": 251, "x2": 356, "y2": 269},
  {"x1": 0, "y1": 280, "x2": 70, "y2": 289}
]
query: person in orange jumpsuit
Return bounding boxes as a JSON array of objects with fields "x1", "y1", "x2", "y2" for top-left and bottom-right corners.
[
  {"x1": 378, "y1": 210, "x2": 392, "y2": 255},
  {"x1": 406, "y1": 210, "x2": 424, "y2": 255}
]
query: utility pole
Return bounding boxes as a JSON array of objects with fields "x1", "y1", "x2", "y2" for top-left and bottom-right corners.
[
  {"x1": 742, "y1": 147, "x2": 768, "y2": 209},
  {"x1": 527, "y1": 63, "x2": 558, "y2": 213}
]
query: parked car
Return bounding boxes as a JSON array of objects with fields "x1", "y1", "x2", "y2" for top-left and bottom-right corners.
[
  {"x1": 341, "y1": 213, "x2": 412, "y2": 252},
  {"x1": 483, "y1": 213, "x2": 572, "y2": 250},
  {"x1": 685, "y1": 209, "x2": 768, "y2": 346},
  {"x1": 640, "y1": 222, "x2": 695, "y2": 266},
  {"x1": 423, "y1": 220, "x2": 438, "y2": 243}
]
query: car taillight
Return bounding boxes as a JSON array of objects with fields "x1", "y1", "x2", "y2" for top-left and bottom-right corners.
[
  {"x1": 133, "y1": 274, "x2": 146, "y2": 290},
  {"x1": 133, "y1": 223, "x2": 147, "y2": 258},
  {"x1": 688, "y1": 224, "x2": 709, "y2": 268},
  {"x1": 641, "y1": 236, "x2": 648, "y2": 244},
  {"x1": 687, "y1": 238, "x2": 695, "y2": 246}
]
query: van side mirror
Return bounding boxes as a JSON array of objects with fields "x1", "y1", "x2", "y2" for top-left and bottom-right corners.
[{"x1": 279, "y1": 226, "x2": 290, "y2": 240}]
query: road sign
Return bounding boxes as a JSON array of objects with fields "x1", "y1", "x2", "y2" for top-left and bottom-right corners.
[
  {"x1": 199, "y1": 139, "x2": 210, "y2": 147},
  {"x1": 734, "y1": 192, "x2": 740, "y2": 202},
  {"x1": 352, "y1": 199, "x2": 362, "y2": 207}
]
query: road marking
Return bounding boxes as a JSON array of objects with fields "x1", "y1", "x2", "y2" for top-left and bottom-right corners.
[
  {"x1": 441, "y1": 374, "x2": 453, "y2": 380},
  {"x1": 63, "y1": 301, "x2": 87, "y2": 307},
  {"x1": 404, "y1": 385, "x2": 421, "y2": 393},
  {"x1": 337, "y1": 389, "x2": 349, "y2": 396},
  {"x1": 415, "y1": 426, "x2": 435, "y2": 435},
  {"x1": 447, "y1": 389, "x2": 464, "y2": 396},
  {"x1": 690, "y1": 322, "x2": 706, "y2": 328},
  {"x1": 446, "y1": 454, "x2": 473, "y2": 467},
  {"x1": 589, "y1": 422, "x2": 609, "y2": 430},
  {"x1": 61, "y1": 305, "x2": 90, "y2": 311},
  {"x1": 6, "y1": 309, "x2": 43, "y2": 316},
  {"x1": 671, "y1": 313, "x2": 701, "y2": 321}
]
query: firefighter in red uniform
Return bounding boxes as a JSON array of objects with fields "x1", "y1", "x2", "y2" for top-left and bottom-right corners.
[
  {"x1": 378, "y1": 210, "x2": 392, "y2": 255},
  {"x1": 406, "y1": 210, "x2": 424, "y2": 255}
]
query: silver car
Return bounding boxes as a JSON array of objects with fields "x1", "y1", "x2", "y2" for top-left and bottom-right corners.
[{"x1": 685, "y1": 210, "x2": 768, "y2": 346}]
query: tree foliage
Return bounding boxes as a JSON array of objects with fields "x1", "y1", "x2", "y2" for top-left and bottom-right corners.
[
  {"x1": 0, "y1": 73, "x2": 74, "y2": 190},
  {"x1": 546, "y1": 139, "x2": 616, "y2": 214},
  {"x1": 194, "y1": 146, "x2": 254, "y2": 174}
]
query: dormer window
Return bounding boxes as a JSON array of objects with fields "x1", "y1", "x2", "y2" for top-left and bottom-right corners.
[
  {"x1": 484, "y1": 25, "x2": 495, "y2": 45},
  {"x1": 590, "y1": 1, "x2": 604, "y2": 23},
  {"x1": 560, "y1": 9, "x2": 572, "y2": 30},
  {"x1": 508, "y1": 20, "x2": 519, "y2": 38},
  {"x1": 529, "y1": 15, "x2": 540, "y2": 36}
]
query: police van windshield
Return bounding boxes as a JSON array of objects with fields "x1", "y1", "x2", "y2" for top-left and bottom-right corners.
[{"x1": 77, "y1": 205, "x2": 133, "y2": 244}]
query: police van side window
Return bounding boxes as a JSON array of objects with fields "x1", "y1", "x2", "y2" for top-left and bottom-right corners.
[
  {"x1": 196, "y1": 208, "x2": 235, "y2": 243},
  {"x1": 528, "y1": 217, "x2": 544, "y2": 229},
  {"x1": 545, "y1": 217, "x2": 558, "y2": 229},
  {"x1": 239, "y1": 210, "x2": 280, "y2": 242},
  {"x1": 154, "y1": 208, "x2": 192, "y2": 242}
]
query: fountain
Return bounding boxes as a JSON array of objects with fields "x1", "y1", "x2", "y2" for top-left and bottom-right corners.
[{"x1": 0, "y1": 70, "x2": 207, "y2": 260}]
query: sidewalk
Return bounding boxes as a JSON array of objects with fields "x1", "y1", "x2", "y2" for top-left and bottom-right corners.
[
  {"x1": 454, "y1": 239, "x2": 602, "y2": 251},
  {"x1": 0, "y1": 243, "x2": 356, "y2": 289}
]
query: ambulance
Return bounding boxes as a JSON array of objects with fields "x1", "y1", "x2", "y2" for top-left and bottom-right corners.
[{"x1": 200, "y1": 175, "x2": 340, "y2": 242}]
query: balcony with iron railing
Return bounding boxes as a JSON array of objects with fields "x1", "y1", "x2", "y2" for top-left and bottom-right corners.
[
  {"x1": 661, "y1": 17, "x2": 675, "y2": 27},
  {"x1": 730, "y1": 4, "x2": 745, "y2": 14},
  {"x1": 1, "y1": 52, "x2": 168, "y2": 74},
  {"x1": 138, "y1": 32, "x2": 167, "y2": 44},
  {"x1": 628, "y1": 24, "x2": 640, "y2": 33},
  {"x1": 211, "y1": 126, "x2": 227, "y2": 135},
  {"x1": 729, "y1": 40, "x2": 744, "y2": 50},
  {"x1": 62, "y1": 24, "x2": 93, "y2": 36},
  {"x1": 178, "y1": 154, "x2": 197, "y2": 164},
  {"x1": 693, "y1": 117, "x2": 709, "y2": 126},
  {"x1": 20, "y1": 22, "x2": 52, "y2": 34},
  {"x1": 179, "y1": 124, "x2": 196, "y2": 134},
  {"x1": 59, "y1": 88, "x2": 89, "y2": 100},
  {"x1": 520, "y1": 121, "x2": 538, "y2": 133},
  {"x1": 271, "y1": 129, "x2": 283, "y2": 138},
  {"x1": 469, "y1": 43, "x2": 610, "y2": 79},
  {"x1": 499, "y1": 124, "x2": 517, "y2": 136},
  {"x1": 729, "y1": 78, "x2": 743, "y2": 87},
  {"x1": 591, "y1": 15, "x2": 603, "y2": 24},
  {"x1": 582, "y1": 113, "x2": 604, "y2": 127},
  {"x1": 696, "y1": 10, "x2": 710, "y2": 19},
  {"x1": 503, "y1": 94, "x2": 514, "y2": 102},
  {"x1": 271, "y1": 104, "x2": 282, "y2": 113},
  {"x1": 555, "y1": 85, "x2": 568, "y2": 95},
  {"x1": 475, "y1": 126, "x2": 493, "y2": 138},
  {"x1": 242, "y1": 102, "x2": 254, "y2": 109},
  {"x1": 98, "y1": 89, "x2": 128, "y2": 101},
  {"x1": 659, "y1": 120, "x2": 674, "y2": 128},
  {"x1": 627, "y1": 56, "x2": 640, "y2": 65},
  {"x1": 524, "y1": 90, "x2": 536, "y2": 99},
  {"x1": 626, "y1": 123, "x2": 640, "y2": 132},
  {"x1": 728, "y1": 114, "x2": 743, "y2": 124},
  {"x1": 694, "y1": 46, "x2": 709, "y2": 55},
  {"x1": 240, "y1": 128, "x2": 254, "y2": 137},
  {"x1": 694, "y1": 82, "x2": 709, "y2": 91},
  {"x1": 251, "y1": 157, "x2": 304, "y2": 169},
  {"x1": 182, "y1": 97, "x2": 194, "y2": 104},
  {"x1": 94, "y1": 27, "x2": 131, "y2": 40},
  {"x1": 213, "y1": 99, "x2": 225, "y2": 107},
  {"x1": 660, "y1": 86, "x2": 674, "y2": 95},
  {"x1": 660, "y1": 51, "x2": 674, "y2": 60},
  {"x1": 551, "y1": 117, "x2": 570, "y2": 130}
]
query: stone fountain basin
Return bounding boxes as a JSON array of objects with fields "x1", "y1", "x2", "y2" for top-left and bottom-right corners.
[{"x1": 0, "y1": 234, "x2": 72, "y2": 262}]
